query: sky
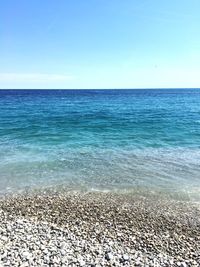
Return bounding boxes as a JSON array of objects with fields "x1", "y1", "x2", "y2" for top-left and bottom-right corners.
[{"x1": 0, "y1": 0, "x2": 200, "y2": 89}]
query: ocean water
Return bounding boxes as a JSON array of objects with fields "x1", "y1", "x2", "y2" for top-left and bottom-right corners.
[{"x1": 0, "y1": 89, "x2": 200, "y2": 199}]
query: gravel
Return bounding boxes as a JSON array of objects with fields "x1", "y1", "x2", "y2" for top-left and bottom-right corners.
[{"x1": 0, "y1": 190, "x2": 200, "y2": 266}]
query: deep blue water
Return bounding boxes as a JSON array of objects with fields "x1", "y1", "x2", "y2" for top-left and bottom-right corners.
[{"x1": 0, "y1": 89, "x2": 200, "y2": 199}]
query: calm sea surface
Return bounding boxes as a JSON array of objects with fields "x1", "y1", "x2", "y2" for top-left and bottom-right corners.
[{"x1": 0, "y1": 89, "x2": 200, "y2": 199}]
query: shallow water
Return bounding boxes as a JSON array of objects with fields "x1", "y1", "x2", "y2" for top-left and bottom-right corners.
[{"x1": 0, "y1": 89, "x2": 200, "y2": 199}]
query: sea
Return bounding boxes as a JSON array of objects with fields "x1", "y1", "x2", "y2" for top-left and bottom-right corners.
[{"x1": 0, "y1": 89, "x2": 200, "y2": 200}]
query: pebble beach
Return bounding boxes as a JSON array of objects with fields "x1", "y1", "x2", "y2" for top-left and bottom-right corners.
[
  {"x1": 1, "y1": 89, "x2": 200, "y2": 266},
  {"x1": 0, "y1": 190, "x2": 199, "y2": 267}
]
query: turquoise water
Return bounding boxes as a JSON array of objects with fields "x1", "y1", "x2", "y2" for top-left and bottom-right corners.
[{"x1": 0, "y1": 89, "x2": 200, "y2": 198}]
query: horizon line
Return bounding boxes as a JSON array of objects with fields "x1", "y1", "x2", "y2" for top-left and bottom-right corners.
[{"x1": 1, "y1": 88, "x2": 200, "y2": 90}]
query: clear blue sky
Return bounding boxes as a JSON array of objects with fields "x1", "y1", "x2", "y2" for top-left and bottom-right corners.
[{"x1": 0, "y1": 0, "x2": 200, "y2": 89}]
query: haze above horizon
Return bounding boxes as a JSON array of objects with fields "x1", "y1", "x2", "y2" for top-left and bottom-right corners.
[{"x1": 1, "y1": 0, "x2": 200, "y2": 89}]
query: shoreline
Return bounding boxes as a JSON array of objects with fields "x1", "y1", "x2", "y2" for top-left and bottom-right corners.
[{"x1": 0, "y1": 191, "x2": 200, "y2": 266}]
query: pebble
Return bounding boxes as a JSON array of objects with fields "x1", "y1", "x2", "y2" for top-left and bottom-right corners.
[{"x1": 105, "y1": 252, "x2": 114, "y2": 261}]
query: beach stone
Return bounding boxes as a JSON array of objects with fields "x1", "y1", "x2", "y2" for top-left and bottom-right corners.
[
  {"x1": 105, "y1": 252, "x2": 114, "y2": 261},
  {"x1": 180, "y1": 263, "x2": 187, "y2": 267},
  {"x1": 122, "y1": 254, "x2": 129, "y2": 261},
  {"x1": 79, "y1": 259, "x2": 86, "y2": 266},
  {"x1": 21, "y1": 251, "x2": 31, "y2": 259}
]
